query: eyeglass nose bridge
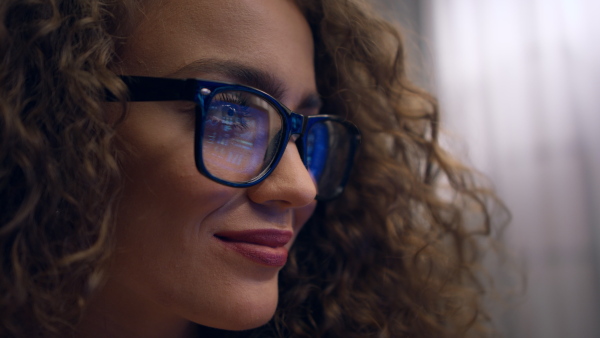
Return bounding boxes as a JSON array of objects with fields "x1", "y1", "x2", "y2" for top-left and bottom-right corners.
[
  {"x1": 286, "y1": 112, "x2": 310, "y2": 168},
  {"x1": 288, "y1": 112, "x2": 306, "y2": 136}
]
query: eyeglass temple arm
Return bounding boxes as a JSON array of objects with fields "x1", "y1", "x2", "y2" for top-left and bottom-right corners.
[{"x1": 107, "y1": 76, "x2": 199, "y2": 102}]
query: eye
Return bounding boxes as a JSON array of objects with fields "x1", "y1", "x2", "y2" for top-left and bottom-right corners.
[
  {"x1": 205, "y1": 102, "x2": 251, "y2": 136},
  {"x1": 226, "y1": 106, "x2": 236, "y2": 117}
]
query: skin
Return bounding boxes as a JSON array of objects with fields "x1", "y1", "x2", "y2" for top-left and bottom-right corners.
[{"x1": 77, "y1": 0, "x2": 318, "y2": 337}]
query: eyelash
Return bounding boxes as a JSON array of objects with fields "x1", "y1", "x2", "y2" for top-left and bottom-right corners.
[
  {"x1": 211, "y1": 93, "x2": 253, "y2": 130},
  {"x1": 217, "y1": 92, "x2": 250, "y2": 107}
]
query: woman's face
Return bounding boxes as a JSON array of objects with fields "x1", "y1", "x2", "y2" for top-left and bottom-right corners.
[{"x1": 93, "y1": 0, "x2": 317, "y2": 334}]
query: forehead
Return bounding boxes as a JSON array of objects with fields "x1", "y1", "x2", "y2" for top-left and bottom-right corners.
[{"x1": 119, "y1": 0, "x2": 315, "y2": 95}]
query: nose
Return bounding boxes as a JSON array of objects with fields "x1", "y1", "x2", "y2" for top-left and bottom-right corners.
[{"x1": 246, "y1": 140, "x2": 317, "y2": 208}]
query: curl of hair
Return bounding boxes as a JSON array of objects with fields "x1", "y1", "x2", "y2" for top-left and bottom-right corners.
[{"x1": 0, "y1": 0, "x2": 127, "y2": 336}]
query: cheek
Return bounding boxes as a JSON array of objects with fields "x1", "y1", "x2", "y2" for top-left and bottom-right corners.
[
  {"x1": 109, "y1": 105, "x2": 246, "y2": 318},
  {"x1": 114, "y1": 103, "x2": 224, "y2": 230},
  {"x1": 112, "y1": 103, "x2": 232, "y2": 279}
]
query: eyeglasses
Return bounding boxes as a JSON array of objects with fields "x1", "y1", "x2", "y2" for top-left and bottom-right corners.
[{"x1": 116, "y1": 76, "x2": 361, "y2": 200}]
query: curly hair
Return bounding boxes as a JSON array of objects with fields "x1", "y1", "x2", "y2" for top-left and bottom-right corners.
[
  {"x1": 0, "y1": 0, "x2": 125, "y2": 335},
  {"x1": 0, "y1": 0, "x2": 506, "y2": 337}
]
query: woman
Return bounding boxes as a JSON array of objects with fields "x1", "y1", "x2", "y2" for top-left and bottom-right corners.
[{"x1": 0, "y1": 0, "x2": 502, "y2": 337}]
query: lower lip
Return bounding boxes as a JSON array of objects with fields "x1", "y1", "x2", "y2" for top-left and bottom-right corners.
[{"x1": 217, "y1": 240, "x2": 288, "y2": 267}]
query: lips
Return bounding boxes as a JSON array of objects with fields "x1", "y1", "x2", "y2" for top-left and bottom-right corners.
[{"x1": 214, "y1": 229, "x2": 293, "y2": 267}]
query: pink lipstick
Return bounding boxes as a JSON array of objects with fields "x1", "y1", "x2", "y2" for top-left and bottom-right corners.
[{"x1": 214, "y1": 229, "x2": 293, "y2": 267}]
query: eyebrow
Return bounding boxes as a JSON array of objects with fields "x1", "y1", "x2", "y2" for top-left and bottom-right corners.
[{"x1": 167, "y1": 59, "x2": 322, "y2": 112}]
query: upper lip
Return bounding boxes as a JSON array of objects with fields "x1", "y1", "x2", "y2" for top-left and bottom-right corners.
[{"x1": 214, "y1": 229, "x2": 293, "y2": 248}]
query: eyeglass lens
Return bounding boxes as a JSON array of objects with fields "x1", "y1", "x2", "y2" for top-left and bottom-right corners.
[
  {"x1": 306, "y1": 120, "x2": 352, "y2": 198},
  {"x1": 202, "y1": 90, "x2": 282, "y2": 183},
  {"x1": 200, "y1": 89, "x2": 351, "y2": 198}
]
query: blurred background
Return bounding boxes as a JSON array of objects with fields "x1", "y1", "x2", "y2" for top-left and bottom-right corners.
[{"x1": 373, "y1": 0, "x2": 600, "y2": 337}]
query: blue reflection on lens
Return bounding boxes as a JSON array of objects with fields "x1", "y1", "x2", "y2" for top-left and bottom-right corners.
[{"x1": 306, "y1": 122, "x2": 329, "y2": 181}]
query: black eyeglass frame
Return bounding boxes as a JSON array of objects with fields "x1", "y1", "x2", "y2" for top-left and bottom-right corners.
[{"x1": 114, "y1": 75, "x2": 361, "y2": 200}]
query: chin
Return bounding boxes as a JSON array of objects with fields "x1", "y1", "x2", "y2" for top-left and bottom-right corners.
[
  {"x1": 223, "y1": 307, "x2": 277, "y2": 331},
  {"x1": 203, "y1": 308, "x2": 277, "y2": 332},
  {"x1": 192, "y1": 285, "x2": 280, "y2": 332}
]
